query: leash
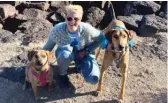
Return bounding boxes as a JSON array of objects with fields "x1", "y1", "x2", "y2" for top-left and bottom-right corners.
[
  {"x1": 109, "y1": 2, "x2": 116, "y2": 20},
  {"x1": 50, "y1": 59, "x2": 57, "y2": 65},
  {"x1": 70, "y1": 39, "x2": 82, "y2": 72},
  {"x1": 70, "y1": 39, "x2": 93, "y2": 74},
  {"x1": 114, "y1": 46, "x2": 128, "y2": 68}
]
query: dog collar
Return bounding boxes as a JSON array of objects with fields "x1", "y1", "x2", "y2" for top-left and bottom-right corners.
[
  {"x1": 31, "y1": 66, "x2": 50, "y2": 86},
  {"x1": 112, "y1": 46, "x2": 128, "y2": 68},
  {"x1": 113, "y1": 25, "x2": 126, "y2": 30}
]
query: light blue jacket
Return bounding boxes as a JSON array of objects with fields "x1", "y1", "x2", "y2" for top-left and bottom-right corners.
[{"x1": 43, "y1": 22, "x2": 104, "y2": 52}]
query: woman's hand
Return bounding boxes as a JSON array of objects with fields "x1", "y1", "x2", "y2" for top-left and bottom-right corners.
[
  {"x1": 77, "y1": 50, "x2": 86, "y2": 60},
  {"x1": 77, "y1": 48, "x2": 90, "y2": 60}
]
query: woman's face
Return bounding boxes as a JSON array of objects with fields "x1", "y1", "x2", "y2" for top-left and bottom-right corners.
[{"x1": 66, "y1": 12, "x2": 82, "y2": 32}]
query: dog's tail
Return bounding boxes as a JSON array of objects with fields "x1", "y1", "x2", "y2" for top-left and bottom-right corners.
[{"x1": 109, "y1": 2, "x2": 116, "y2": 20}]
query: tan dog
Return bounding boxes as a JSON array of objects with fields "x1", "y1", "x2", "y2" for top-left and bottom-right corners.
[
  {"x1": 22, "y1": 50, "x2": 54, "y2": 100},
  {"x1": 95, "y1": 20, "x2": 135, "y2": 103}
]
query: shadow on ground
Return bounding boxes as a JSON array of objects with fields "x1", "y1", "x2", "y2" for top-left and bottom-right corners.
[
  {"x1": 0, "y1": 66, "x2": 26, "y2": 84},
  {"x1": 0, "y1": 64, "x2": 98, "y2": 102},
  {"x1": 90, "y1": 100, "x2": 119, "y2": 103}
]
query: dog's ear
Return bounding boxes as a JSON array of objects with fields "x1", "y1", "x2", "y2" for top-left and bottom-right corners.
[
  {"x1": 125, "y1": 30, "x2": 135, "y2": 40},
  {"x1": 46, "y1": 51, "x2": 53, "y2": 60},
  {"x1": 105, "y1": 30, "x2": 115, "y2": 43},
  {"x1": 28, "y1": 50, "x2": 36, "y2": 61}
]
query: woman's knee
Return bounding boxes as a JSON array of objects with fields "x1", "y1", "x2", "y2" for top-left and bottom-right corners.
[
  {"x1": 56, "y1": 50, "x2": 72, "y2": 64},
  {"x1": 84, "y1": 75, "x2": 99, "y2": 84},
  {"x1": 82, "y1": 58, "x2": 100, "y2": 84}
]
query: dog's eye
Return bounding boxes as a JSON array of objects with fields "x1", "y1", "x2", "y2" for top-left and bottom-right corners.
[
  {"x1": 35, "y1": 55, "x2": 38, "y2": 59},
  {"x1": 114, "y1": 35, "x2": 118, "y2": 39},
  {"x1": 41, "y1": 54, "x2": 46, "y2": 58},
  {"x1": 122, "y1": 35, "x2": 126, "y2": 38}
]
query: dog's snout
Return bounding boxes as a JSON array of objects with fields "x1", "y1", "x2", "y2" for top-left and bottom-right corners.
[
  {"x1": 119, "y1": 45, "x2": 125, "y2": 50},
  {"x1": 36, "y1": 60, "x2": 42, "y2": 66}
]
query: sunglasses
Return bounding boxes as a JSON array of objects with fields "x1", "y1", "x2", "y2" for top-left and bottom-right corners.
[{"x1": 67, "y1": 17, "x2": 80, "y2": 22}]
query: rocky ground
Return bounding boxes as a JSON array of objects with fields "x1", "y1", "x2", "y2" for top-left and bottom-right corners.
[{"x1": 0, "y1": 1, "x2": 167, "y2": 103}]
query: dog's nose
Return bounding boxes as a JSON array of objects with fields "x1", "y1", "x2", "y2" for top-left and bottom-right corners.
[
  {"x1": 36, "y1": 60, "x2": 42, "y2": 66},
  {"x1": 119, "y1": 45, "x2": 125, "y2": 50}
]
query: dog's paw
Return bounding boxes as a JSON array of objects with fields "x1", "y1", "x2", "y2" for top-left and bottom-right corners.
[
  {"x1": 48, "y1": 83, "x2": 54, "y2": 92},
  {"x1": 22, "y1": 81, "x2": 29, "y2": 90},
  {"x1": 35, "y1": 96, "x2": 41, "y2": 101},
  {"x1": 22, "y1": 84, "x2": 27, "y2": 90},
  {"x1": 118, "y1": 99, "x2": 123, "y2": 103},
  {"x1": 93, "y1": 91, "x2": 101, "y2": 97},
  {"x1": 35, "y1": 96, "x2": 48, "y2": 101},
  {"x1": 48, "y1": 88, "x2": 54, "y2": 92}
]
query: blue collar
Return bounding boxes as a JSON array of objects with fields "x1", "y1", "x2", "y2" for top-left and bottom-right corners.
[{"x1": 113, "y1": 25, "x2": 125, "y2": 30}]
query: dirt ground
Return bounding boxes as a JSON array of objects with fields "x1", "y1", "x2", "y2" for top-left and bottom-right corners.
[{"x1": 0, "y1": 32, "x2": 167, "y2": 103}]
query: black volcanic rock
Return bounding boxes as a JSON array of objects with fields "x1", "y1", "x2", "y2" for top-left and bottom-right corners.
[
  {"x1": 85, "y1": 6, "x2": 105, "y2": 27},
  {"x1": 138, "y1": 14, "x2": 167, "y2": 36},
  {"x1": 124, "y1": 1, "x2": 161, "y2": 15}
]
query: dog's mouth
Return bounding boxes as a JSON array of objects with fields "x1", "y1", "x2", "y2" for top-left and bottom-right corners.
[
  {"x1": 111, "y1": 45, "x2": 127, "y2": 53},
  {"x1": 35, "y1": 68, "x2": 41, "y2": 72},
  {"x1": 36, "y1": 61, "x2": 44, "y2": 67}
]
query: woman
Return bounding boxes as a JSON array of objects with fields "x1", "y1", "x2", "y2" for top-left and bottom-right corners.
[{"x1": 43, "y1": 4, "x2": 104, "y2": 88}]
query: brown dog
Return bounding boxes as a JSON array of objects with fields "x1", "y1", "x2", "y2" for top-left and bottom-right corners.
[
  {"x1": 95, "y1": 20, "x2": 135, "y2": 103},
  {"x1": 22, "y1": 50, "x2": 54, "y2": 100}
]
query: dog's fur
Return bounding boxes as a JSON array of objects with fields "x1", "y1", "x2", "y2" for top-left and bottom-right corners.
[
  {"x1": 95, "y1": 20, "x2": 135, "y2": 103},
  {"x1": 23, "y1": 50, "x2": 54, "y2": 100}
]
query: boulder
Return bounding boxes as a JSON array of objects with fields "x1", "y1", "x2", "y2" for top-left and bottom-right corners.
[
  {"x1": 50, "y1": 1, "x2": 70, "y2": 9},
  {"x1": 138, "y1": 14, "x2": 167, "y2": 36},
  {"x1": 13, "y1": 32, "x2": 26, "y2": 42},
  {"x1": 0, "y1": 29, "x2": 15, "y2": 43},
  {"x1": 154, "y1": 1, "x2": 163, "y2": 4},
  {"x1": 50, "y1": 1, "x2": 72, "y2": 22},
  {"x1": 23, "y1": 8, "x2": 49, "y2": 20},
  {"x1": 55, "y1": 7, "x2": 66, "y2": 21},
  {"x1": 117, "y1": 14, "x2": 143, "y2": 32},
  {"x1": 158, "y1": 11, "x2": 167, "y2": 19},
  {"x1": 49, "y1": 1, "x2": 71, "y2": 23},
  {"x1": 0, "y1": 1, "x2": 26, "y2": 6},
  {"x1": 0, "y1": 23, "x2": 3, "y2": 29},
  {"x1": 17, "y1": 19, "x2": 53, "y2": 45},
  {"x1": 14, "y1": 1, "x2": 26, "y2": 6},
  {"x1": 19, "y1": 1, "x2": 50, "y2": 11},
  {"x1": 85, "y1": 6, "x2": 105, "y2": 27},
  {"x1": 158, "y1": 1, "x2": 167, "y2": 19},
  {"x1": 14, "y1": 14, "x2": 28, "y2": 21},
  {"x1": 0, "y1": 4, "x2": 18, "y2": 20},
  {"x1": 124, "y1": 1, "x2": 161, "y2": 15}
]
